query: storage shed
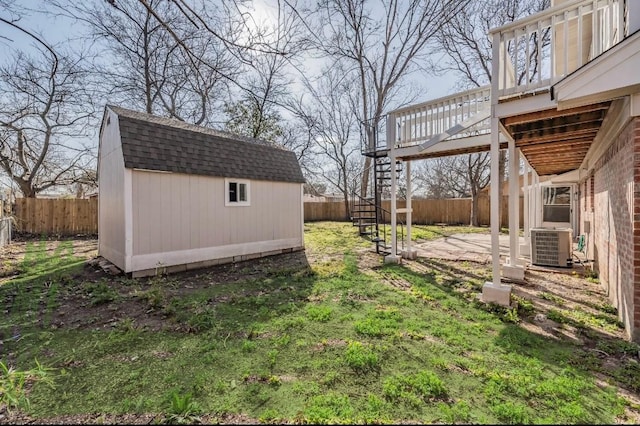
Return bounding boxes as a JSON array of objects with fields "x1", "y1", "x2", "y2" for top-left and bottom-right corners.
[{"x1": 98, "y1": 105, "x2": 305, "y2": 277}]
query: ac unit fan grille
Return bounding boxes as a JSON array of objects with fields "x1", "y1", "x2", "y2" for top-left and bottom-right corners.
[{"x1": 533, "y1": 231, "x2": 560, "y2": 265}]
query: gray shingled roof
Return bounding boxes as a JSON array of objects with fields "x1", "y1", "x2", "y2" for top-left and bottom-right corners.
[{"x1": 107, "y1": 105, "x2": 305, "y2": 184}]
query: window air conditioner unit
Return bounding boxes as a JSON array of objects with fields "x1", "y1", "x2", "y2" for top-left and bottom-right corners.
[{"x1": 530, "y1": 228, "x2": 572, "y2": 267}]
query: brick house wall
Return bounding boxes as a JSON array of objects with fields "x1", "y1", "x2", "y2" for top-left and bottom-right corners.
[
  {"x1": 586, "y1": 117, "x2": 640, "y2": 341},
  {"x1": 634, "y1": 118, "x2": 640, "y2": 342}
]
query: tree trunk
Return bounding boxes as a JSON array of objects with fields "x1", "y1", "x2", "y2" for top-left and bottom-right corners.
[
  {"x1": 343, "y1": 191, "x2": 350, "y2": 221},
  {"x1": 18, "y1": 181, "x2": 37, "y2": 198},
  {"x1": 361, "y1": 156, "x2": 371, "y2": 198},
  {"x1": 470, "y1": 190, "x2": 479, "y2": 227},
  {"x1": 343, "y1": 166, "x2": 351, "y2": 221}
]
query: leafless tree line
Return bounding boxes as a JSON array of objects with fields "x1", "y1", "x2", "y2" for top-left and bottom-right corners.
[{"x1": 1, "y1": 0, "x2": 549, "y2": 228}]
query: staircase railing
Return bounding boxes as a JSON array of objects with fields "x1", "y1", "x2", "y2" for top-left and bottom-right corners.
[
  {"x1": 350, "y1": 157, "x2": 406, "y2": 256},
  {"x1": 491, "y1": 0, "x2": 626, "y2": 99},
  {"x1": 386, "y1": 86, "x2": 491, "y2": 150}
]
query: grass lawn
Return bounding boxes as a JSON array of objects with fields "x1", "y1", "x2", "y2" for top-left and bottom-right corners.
[{"x1": 1, "y1": 222, "x2": 639, "y2": 424}]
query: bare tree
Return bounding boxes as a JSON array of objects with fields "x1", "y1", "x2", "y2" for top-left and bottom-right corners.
[
  {"x1": 438, "y1": 0, "x2": 550, "y2": 88},
  {"x1": 121, "y1": 0, "x2": 307, "y2": 108},
  {"x1": 0, "y1": 46, "x2": 95, "y2": 197},
  {"x1": 292, "y1": 66, "x2": 362, "y2": 219},
  {"x1": 52, "y1": 0, "x2": 235, "y2": 125},
  {"x1": 223, "y1": 1, "x2": 306, "y2": 140},
  {"x1": 311, "y1": 0, "x2": 469, "y2": 198},
  {"x1": 417, "y1": 153, "x2": 490, "y2": 225},
  {"x1": 435, "y1": 0, "x2": 550, "y2": 224}
]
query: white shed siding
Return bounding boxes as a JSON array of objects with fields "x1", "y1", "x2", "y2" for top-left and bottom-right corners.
[
  {"x1": 98, "y1": 110, "x2": 126, "y2": 270},
  {"x1": 130, "y1": 170, "x2": 303, "y2": 270}
]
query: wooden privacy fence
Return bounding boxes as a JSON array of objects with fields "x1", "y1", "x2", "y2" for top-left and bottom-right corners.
[
  {"x1": 12, "y1": 196, "x2": 521, "y2": 235},
  {"x1": 304, "y1": 201, "x2": 349, "y2": 221},
  {"x1": 304, "y1": 196, "x2": 524, "y2": 227},
  {"x1": 14, "y1": 198, "x2": 98, "y2": 235}
]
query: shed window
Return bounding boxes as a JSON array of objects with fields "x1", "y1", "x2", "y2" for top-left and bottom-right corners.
[{"x1": 225, "y1": 179, "x2": 250, "y2": 206}]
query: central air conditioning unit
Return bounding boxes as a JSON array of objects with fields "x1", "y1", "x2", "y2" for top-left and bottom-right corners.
[{"x1": 530, "y1": 228, "x2": 573, "y2": 267}]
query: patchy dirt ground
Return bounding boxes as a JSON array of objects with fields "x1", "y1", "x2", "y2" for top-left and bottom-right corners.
[
  {"x1": 1, "y1": 237, "x2": 312, "y2": 335},
  {"x1": 2, "y1": 235, "x2": 639, "y2": 424},
  {"x1": 1, "y1": 234, "x2": 635, "y2": 344}
]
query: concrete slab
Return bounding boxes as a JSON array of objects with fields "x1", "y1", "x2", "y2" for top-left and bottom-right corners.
[
  {"x1": 401, "y1": 249, "x2": 418, "y2": 260},
  {"x1": 384, "y1": 254, "x2": 401, "y2": 264},
  {"x1": 502, "y1": 263, "x2": 525, "y2": 281},
  {"x1": 414, "y1": 233, "x2": 526, "y2": 263},
  {"x1": 481, "y1": 282, "x2": 512, "y2": 306}
]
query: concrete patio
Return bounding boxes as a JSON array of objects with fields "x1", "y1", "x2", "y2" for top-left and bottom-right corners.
[
  {"x1": 413, "y1": 232, "x2": 589, "y2": 272},
  {"x1": 413, "y1": 233, "x2": 522, "y2": 264}
]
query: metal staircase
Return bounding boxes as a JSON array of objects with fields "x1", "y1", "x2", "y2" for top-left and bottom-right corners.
[{"x1": 351, "y1": 155, "x2": 404, "y2": 255}]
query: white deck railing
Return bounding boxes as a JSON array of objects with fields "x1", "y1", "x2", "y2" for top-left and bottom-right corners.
[
  {"x1": 386, "y1": 86, "x2": 491, "y2": 149},
  {"x1": 492, "y1": 0, "x2": 626, "y2": 99}
]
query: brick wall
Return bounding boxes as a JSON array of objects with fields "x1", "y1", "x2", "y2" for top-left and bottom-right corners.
[
  {"x1": 634, "y1": 118, "x2": 640, "y2": 342},
  {"x1": 588, "y1": 117, "x2": 639, "y2": 341}
]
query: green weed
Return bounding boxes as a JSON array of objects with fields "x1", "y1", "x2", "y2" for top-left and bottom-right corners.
[
  {"x1": 0, "y1": 360, "x2": 54, "y2": 411},
  {"x1": 241, "y1": 340, "x2": 257, "y2": 353},
  {"x1": 512, "y1": 295, "x2": 535, "y2": 316},
  {"x1": 491, "y1": 401, "x2": 531, "y2": 424},
  {"x1": 303, "y1": 392, "x2": 354, "y2": 424},
  {"x1": 84, "y1": 281, "x2": 119, "y2": 306},
  {"x1": 547, "y1": 309, "x2": 568, "y2": 324},
  {"x1": 165, "y1": 390, "x2": 200, "y2": 424},
  {"x1": 438, "y1": 401, "x2": 472, "y2": 424},
  {"x1": 343, "y1": 341, "x2": 380, "y2": 373},
  {"x1": 383, "y1": 370, "x2": 447, "y2": 406},
  {"x1": 306, "y1": 305, "x2": 332, "y2": 322},
  {"x1": 539, "y1": 292, "x2": 565, "y2": 306},
  {"x1": 354, "y1": 307, "x2": 402, "y2": 337}
]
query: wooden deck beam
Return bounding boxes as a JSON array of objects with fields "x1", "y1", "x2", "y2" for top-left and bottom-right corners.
[{"x1": 502, "y1": 102, "x2": 610, "y2": 126}]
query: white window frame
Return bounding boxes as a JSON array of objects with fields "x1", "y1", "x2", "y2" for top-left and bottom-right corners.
[
  {"x1": 541, "y1": 185, "x2": 572, "y2": 225},
  {"x1": 225, "y1": 178, "x2": 250, "y2": 207}
]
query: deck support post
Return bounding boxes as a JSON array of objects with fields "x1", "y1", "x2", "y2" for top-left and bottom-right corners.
[
  {"x1": 520, "y1": 159, "x2": 531, "y2": 256},
  {"x1": 504, "y1": 136, "x2": 525, "y2": 279},
  {"x1": 532, "y1": 171, "x2": 540, "y2": 229},
  {"x1": 482, "y1": 74, "x2": 512, "y2": 305},
  {"x1": 402, "y1": 160, "x2": 417, "y2": 260},
  {"x1": 482, "y1": 113, "x2": 511, "y2": 306},
  {"x1": 385, "y1": 151, "x2": 400, "y2": 264}
]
